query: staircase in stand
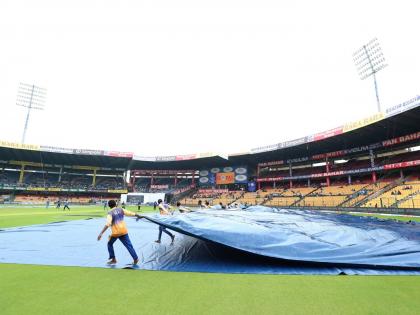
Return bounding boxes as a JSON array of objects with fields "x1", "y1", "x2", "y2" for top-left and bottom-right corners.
[
  {"x1": 171, "y1": 187, "x2": 198, "y2": 204},
  {"x1": 228, "y1": 191, "x2": 246, "y2": 206},
  {"x1": 289, "y1": 187, "x2": 321, "y2": 207},
  {"x1": 391, "y1": 189, "x2": 420, "y2": 208},
  {"x1": 355, "y1": 177, "x2": 406, "y2": 207}
]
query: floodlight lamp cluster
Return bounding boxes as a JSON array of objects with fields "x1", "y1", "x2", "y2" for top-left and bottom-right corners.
[
  {"x1": 16, "y1": 83, "x2": 47, "y2": 110},
  {"x1": 353, "y1": 38, "x2": 387, "y2": 80}
]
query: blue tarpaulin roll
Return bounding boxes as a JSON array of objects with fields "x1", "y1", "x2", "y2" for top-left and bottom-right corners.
[{"x1": 144, "y1": 206, "x2": 420, "y2": 269}]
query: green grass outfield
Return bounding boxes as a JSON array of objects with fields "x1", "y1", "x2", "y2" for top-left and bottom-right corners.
[
  {"x1": 1, "y1": 206, "x2": 420, "y2": 315},
  {"x1": 0, "y1": 205, "x2": 154, "y2": 228},
  {"x1": 350, "y1": 212, "x2": 420, "y2": 222}
]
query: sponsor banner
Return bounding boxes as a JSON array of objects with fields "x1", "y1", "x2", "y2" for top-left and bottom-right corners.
[
  {"x1": 198, "y1": 189, "x2": 229, "y2": 194},
  {"x1": 286, "y1": 157, "x2": 309, "y2": 164},
  {"x1": 347, "y1": 142, "x2": 382, "y2": 154},
  {"x1": 27, "y1": 187, "x2": 46, "y2": 191},
  {"x1": 251, "y1": 144, "x2": 279, "y2": 154},
  {"x1": 0, "y1": 141, "x2": 40, "y2": 151},
  {"x1": 107, "y1": 189, "x2": 128, "y2": 194},
  {"x1": 386, "y1": 95, "x2": 420, "y2": 117},
  {"x1": 73, "y1": 148, "x2": 105, "y2": 156},
  {"x1": 47, "y1": 188, "x2": 61, "y2": 192},
  {"x1": 105, "y1": 151, "x2": 134, "y2": 158},
  {"x1": 252, "y1": 137, "x2": 307, "y2": 154},
  {"x1": 173, "y1": 185, "x2": 195, "y2": 195},
  {"x1": 133, "y1": 156, "x2": 157, "y2": 162},
  {"x1": 150, "y1": 185, "x2": 169, "y2": 189},
  {"x1": 382, "y1": 131, "x2": 420, "y2": 147},
  {"x1": 313, "y1": 127, "x2": 344, "y2": 141},
  {"x1": 383, "y1": 160, "x2": 420, "y2": 170},
  {"x1": 257, "y1": 177, "x2": 284, "y2": 182},
  {"x1": 294, "y1": 167, "x2": 382, "y2": 180},
  {"x1": 42, "y1": 146, "x2": 130, "y2": 157},
  {"x1": 312, "y1": 151, "x2": 345, "y2": 160},
  {"x1": 175, "y1": 154, "x2": 197, "y2": 161},
  {"x1": 155, "y1": 156, "x2": 177, "y2": 162},
  {"x1": 278, "y1": 137, "x2": 307, "y2": 149},
  {"x1": 311, "y1": 143, "x2": 382, "y2": 160},
  {"x1": 343, "y1": 112, "x2": 385, "y2": 133},
  {"x1": 40, "y1": 146, "x2": 74, "y2": 154},
  {"x1": 258, "y1": 160, "x2": 284, "y2": 167},
  {"x1": 0, "y1": 140, "x2": 40, "y2": 151},
  {"x1": 216, "y1": 172, "x2": 235, "y2": 185}
]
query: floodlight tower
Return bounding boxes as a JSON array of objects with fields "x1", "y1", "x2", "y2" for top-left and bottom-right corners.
[
  {"x1": 353, "y1": 38, "x2": 387, "y2": 112},
  {"x1": 16, "y1": 83, "x2": 47, "y2": 144}
]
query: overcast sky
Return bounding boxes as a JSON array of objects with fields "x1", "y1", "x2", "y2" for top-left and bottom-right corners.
[{"x1": 0, "y1": 0, "x2": 418, "y2": 156}]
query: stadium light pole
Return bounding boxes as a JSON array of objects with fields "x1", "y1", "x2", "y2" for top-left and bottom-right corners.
[
  {"x1": 16, "y1": 83, "x2": 47, "y2": 144},
  {"x1": 353, "y1": 38, "x2": 387, "y2": 112}
]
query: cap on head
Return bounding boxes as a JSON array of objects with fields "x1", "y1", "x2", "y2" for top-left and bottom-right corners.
[{"x1": 158, "y1": 199, "x2": 162, "y2": 204}]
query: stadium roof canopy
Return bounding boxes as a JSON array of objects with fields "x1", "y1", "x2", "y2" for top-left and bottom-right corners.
[
  {"x1": 0, "y1": 95, "x2": 419, "y2": 170},
  {"x1": 0, "y1": 147, "x2": 131, "y2": 169},
  {"x1": 128, "y1": 155, "x2": 231, "y2": 170}
]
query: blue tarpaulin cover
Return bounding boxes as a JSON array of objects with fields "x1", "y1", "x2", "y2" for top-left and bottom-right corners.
[
  {"x1": 1, "y1": 206, "x2": 420, "y2": 275},
  {"x1": 145, "y1": 207, "x2": 420, "y2": 269}
]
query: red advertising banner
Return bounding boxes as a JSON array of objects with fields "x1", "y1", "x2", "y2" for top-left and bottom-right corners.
[
  {"x1": 216, "y1": 172, "x2": 235, "y2": 185},
  {"x1": 313, "y1": 127, "x2": 344, "y2": 141},
  {"x1": 312, "y1": 150, "x2": 346, "y2": 160},
  {"x1": 256, "y1": 177, "x2": 284, "y2": 182},
  {"x1": 382, "y1": 131, "x2": 420, "y2": 147},
  {"x1": 175, "y1": 154, "x2": 198, "y2": 161},
  {"x1": 106, "y1": 151, "x2": 134, "y2": 158},
  {"x1": 198, "y1": 189, "x2": 229, "y2": 194},
  {"x1": 383, "y1": 160, "x2": 420, "y2": 170}
]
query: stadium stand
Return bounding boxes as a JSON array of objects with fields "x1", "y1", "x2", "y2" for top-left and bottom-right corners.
[
  {"x1": 362, "y1": 180, "x2": 420, "y2": 208},
  {"x1": 13, "y1": 195, "x2": 95, "y2": 204},
  {"x1": 1, "y1": 102, "x2": 419, "y2": 210},
  {"x1": 211, "y1": 191, "x2": 244, "y2": 206}
]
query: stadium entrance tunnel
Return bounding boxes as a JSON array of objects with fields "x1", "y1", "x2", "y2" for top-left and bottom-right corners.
[{"x1": 1, "y1": 207, "x2": 420, "y2": 275}]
